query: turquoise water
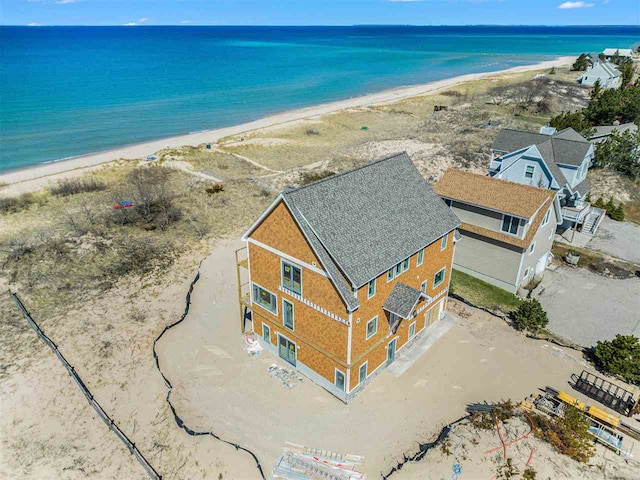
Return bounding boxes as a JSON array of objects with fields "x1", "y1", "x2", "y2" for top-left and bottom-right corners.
[{"x1": 1, "y1": 26, "x2": 639, "y2": 171}]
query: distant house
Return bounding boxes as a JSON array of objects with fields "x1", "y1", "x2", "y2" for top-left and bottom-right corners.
[
  {"x1": 589, "y1": 122, "x2": 638, "y2": 144},
  {"x1": 601, "y1": 48, "x2": 634, "y2": 61},
  {"x1": 435, "y1": 170, "x2": 559, "y2": 293},
  {"x1": 238, "y1": 153, "x2": 460, "y2": 402},
  {"x1": 577, "y1": 61, "x2": 622, "y2": 89},
  {"x1": 489, "y1": 127, "x2": 605, "y2": 236}
]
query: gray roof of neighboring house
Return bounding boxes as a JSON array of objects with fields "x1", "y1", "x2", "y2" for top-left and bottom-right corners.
[
  {"x1": 572, "y1": 178, "x2": 591, "y2": 197},
  {"x1": 590, "y1": 123, "x2": 638, "y2": 140},
  {"x1": 492, "y1": 128, "x2": 592, "y2": 186},
  {"x1": 282, "y1": 152, "x2": 460, "y2": 289},
  {"x1": 602, "y1": 48, "x2": 633, "y2": 57},
  {"x1": 383, "y1": 283, "x2": 424, "y2": 319},
  {"x1": 534, "y1": 141, "x2": 568, "y2": 187},
  {"x1": 580, "y1": 61, "x2": 621, "y2": 79}
]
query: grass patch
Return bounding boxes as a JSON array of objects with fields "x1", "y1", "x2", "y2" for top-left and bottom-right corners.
[{"x1": 450, "y1": 269, "x2": 521, "y2": 313}]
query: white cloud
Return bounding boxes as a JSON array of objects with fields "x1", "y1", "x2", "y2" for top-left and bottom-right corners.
[
  {"x1": 180, "y1": 20, "x2": 192, "y2": 24},
  {"x1": 123, "y1": 18, "x2": 149, "y2": 26},
  {"x1": 55, "y1": 0, "x2": 78, "y2": 4},
  {"x1": 388, "y1": 0, "x2": 424, "y2": 2},
  {"x1": 558, "y1": 1, "x2": 595, "y2": 8},
  {"x1": 27, "y1": 22, "x2": 43, "y2": 26}
]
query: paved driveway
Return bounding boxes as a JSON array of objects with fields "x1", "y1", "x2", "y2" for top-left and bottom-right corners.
[
  {"x1": 589, "y1": 217, "x2": 640, "y2": 264},
  {"x1": 536, "y1": 265, "x2": 640, "y2": 348}
]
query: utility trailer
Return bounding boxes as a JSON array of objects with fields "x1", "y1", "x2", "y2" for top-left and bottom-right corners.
[{"x1": 570, "y1": 370, "x2": 638, "y2": 416}]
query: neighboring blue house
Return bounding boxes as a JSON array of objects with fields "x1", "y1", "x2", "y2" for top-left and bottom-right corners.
[
  {"x1": 489, "y1": 127, "x2": 605, "y2": 236},
  {"x1": 577, "y1": 61, "x2": 622, "y2": 89}
]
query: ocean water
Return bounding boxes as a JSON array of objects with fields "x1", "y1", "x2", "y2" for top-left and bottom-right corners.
[{"x1": 1, "y1": 25, "x2": 639, "y2": 171}]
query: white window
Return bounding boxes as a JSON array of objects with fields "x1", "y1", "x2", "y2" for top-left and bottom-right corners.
[
  {"x1": 262, "y1": 324, "x2": 270, "y2": 343},
  {"x1": 282, "y1": 299, "x2": 294, "y2": 330},
  {"x1": 441, "y1": 234, "x2": 448, "y2": 251},
  {"x1": 529, "y1": 242, "x2": 536, "y2": 255},
  {"x1": 387, "y1": 268, "x2": 394, "y2": 282},
  {"x1": 523, "y1": 267, "x2": 532, "y2": 279},
  {"x1": 395, "y1": 263, "x2": 402, "y2": 276},
  {"x1": 335, "y1": 369, "x2": 345, "y2": 391},
  {"x1": 541, "y1": 208, "x2": 551, "y2": 227},
  {"x1": 525, "y1": 165, "x2": 535, "y2": 179},
  {"x1": 366, "y1": 316, "x2": 378, "y2": 340},
  {"x1": 549, "y1": 227, "x2": 554, "y2": 240},
  {"x1": 501, "y1": 215, "x2": 519, "y2": 235},
  {"x1": 433, "y1": 267, "x2": 446, "y2": 288},
  {"x1": 420, "y1": 280, "x2": 427, "y2": 293},
  {"x1": 367, "y1": 279, "x2": 376, "y2": 299},
  {"x1": 359, "y1": 362, "x2": 367, "y2": 384},
  {"x1": 408, "y1": 322, "x2": 416, "y2": 339},
  {"x1": 281, "y1": 261, "x2": 302, "y2": 294},
  {"x1": 252, "y1": 283, "x2": 277, "y2": 314},
  {"x1": 417, "y1": 249, "x2": 424, "y2": 266},
  {"x1": 402, "y1": 258, "x2": 410, "y2": 272}
]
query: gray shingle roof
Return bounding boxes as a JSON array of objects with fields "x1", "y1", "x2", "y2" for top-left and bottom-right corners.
[
  {"x1": 572, "y1": 178, "x2": 590, "y2": 197},
  {"x1": 282, "y1": 152, "x2": 460, "y2": 289},
  {"x1": 492, "y1": 128, "x2": 592, "y2": 186},
  {"x1": 383, "y1": 283, "x2": 424, "y2": 319},
  {"x1": 283, "y1": 197, "x2": 360, "y2": 312},
  {"x1": 590, "y1": 123, "x2": 638, "y2": 142},
  {"x1": 534, "y1": 141, "x2": 568, "y2": 187}
]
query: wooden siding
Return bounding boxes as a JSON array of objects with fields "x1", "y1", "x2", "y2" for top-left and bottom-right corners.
[
  {"x1": 247, "y1": 199, "x2": 456, "y2": 395},
  {"x1": 252, "y1": 201, "x2": 323, "y2": 269},
  {"x1": 348, "y1": 231, "x2": 455, "y2": 378},
  {"x1": 248, "y1": 200, "x2": 351, "y2": 384}
]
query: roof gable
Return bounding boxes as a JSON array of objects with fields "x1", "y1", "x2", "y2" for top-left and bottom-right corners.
[
  {"x1": 282, "y1": 153, "x2": 460, "y2": 288},
  {"x1": 244, "y1": 196, "x2": 359, "y2": 312}
]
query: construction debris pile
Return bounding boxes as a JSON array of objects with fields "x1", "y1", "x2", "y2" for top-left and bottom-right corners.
[
  {"x1": 268, "y1": 364, "x2": 304, "y2": 388},
  {"x1": 271, "y1": 443, "x2": 366, "y2": 480}
]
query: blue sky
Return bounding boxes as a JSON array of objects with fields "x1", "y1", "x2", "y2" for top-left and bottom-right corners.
[{"x1": 2, "y1": 0, "x2": 639, "y2": 26}]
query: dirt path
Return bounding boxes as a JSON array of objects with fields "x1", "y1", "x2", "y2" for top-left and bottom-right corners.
[
  {"x1": 210, "y1": 146, "x2": 285, "y2": 174},
  {"x1": 154, "y1": 238, "x2": 622, "y2": 478},
  {"x1": 163, "y1": 160, "x2": 224, "y2": 182}
]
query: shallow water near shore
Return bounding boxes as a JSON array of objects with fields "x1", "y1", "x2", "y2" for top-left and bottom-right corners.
[{"x1": 1, "y1": 25, "x2": 639, "y2": 171}]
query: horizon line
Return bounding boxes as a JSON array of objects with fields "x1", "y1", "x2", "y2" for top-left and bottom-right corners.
[{"x1": 3, "y1": 23, "x2": 640, "y2": 28}]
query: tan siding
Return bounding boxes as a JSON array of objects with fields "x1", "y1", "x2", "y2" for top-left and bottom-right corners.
[
  {"x1": 252, "y1": 201, "x2": 322, "y2": 268},
  {"x1": 349, "y1": 231, "x2": 455, "y2": 369},
  {"x1": 253, "y1": 310, "x2": 346, "y2": 384}
]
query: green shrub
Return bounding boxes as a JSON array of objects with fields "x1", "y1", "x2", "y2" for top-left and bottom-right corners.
[
  {"x1": 0, "y1": 192, "x2": 42, "y2": 214},
  {"x1": 533, "y1": 406, "x2": 595, "y2": 462},
  {"x1": 585, "y1": 192, "x2": 592, "y2": 204},
  {"x1": 50, "y1": 178, "x2": 106, "y2": 196},
  {"x1": 593, "y1": 335, "x2": 640, "y2": 385},
  {"x1": 571, "y1": 53, "x2": 591, "y2": 72},
  {"x1": 610, "y1": 203, "x2": 625, "y2": 221},
  {"x1": 299, "y1": 170, "x2": 336, "y2": 186},
  {"x1": 510, "y1": 299, "x2": 548, "y2": 335},
  {"x1": 593, "y1": 196, "x2": 605, "y2": 209},
  {"x1": 548, "y1": 111, "x2": 594, "y2": 137},
  {"x1": 605, "y1": 196, "x2": 617, "y2": 216}
]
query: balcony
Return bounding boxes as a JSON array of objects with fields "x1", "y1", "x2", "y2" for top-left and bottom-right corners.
[{"x1": 561, "y1": 201, "x2": 591, "y2": 223}]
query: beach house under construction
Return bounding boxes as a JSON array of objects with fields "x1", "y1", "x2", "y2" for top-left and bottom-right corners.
[{"x1": 236, "y1": 153, "x2": 460, "y2": 402}]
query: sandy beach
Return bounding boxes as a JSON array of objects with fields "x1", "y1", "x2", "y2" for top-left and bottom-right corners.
[{"x1": 0, "y1": 56, "x2": 573, "y2": 196}]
